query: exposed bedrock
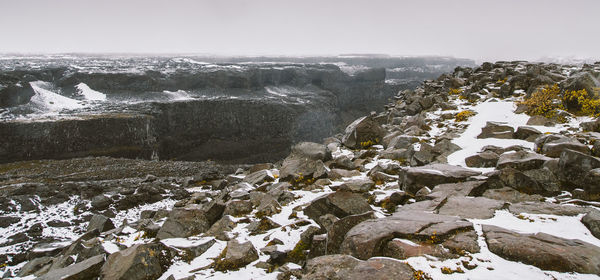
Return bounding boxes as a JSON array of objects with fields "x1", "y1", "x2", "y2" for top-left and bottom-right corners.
[{"x1": 0, "y1": 65, "x2": 410, "y2": 163}]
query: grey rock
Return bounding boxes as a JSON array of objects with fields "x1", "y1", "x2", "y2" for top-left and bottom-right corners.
[
  {"x1": 38, "y1": 254, "x2": 105, "y2": 280},
  {"x1": 541, "y1": 137, "x2": 590, "y2": 158},
  {"x1": 400, "y1": 164, "x2": 481, "y2": 195},
  {"x1": 582, "y1": 209, "x2": 600, "y2": 239},
  {"x1": 242, "y1": 170, "x2": 275, "y2": 186},
  {"x1": 303, "y1": 254, "x2": 415, "y2": 280},
  {"x1": 87, "y1": 215, "x2": 115, "y2": 233},
  {"x1": 205, "y1": 215, "x2": 236, "y2": 241},
  {"x1": 496, "y1": 150, "x2": 550, "y2": 171},
  {"x1": 303, "y1": 191, "x2": 372, "y2": 227},
  {"x1": 335, "y1": 178, "x2": 375, "y2": 193},
  {"x1": 100, "y1": 243, "x2": 175, "y2": 280},
  {"x1": 341, "y1": 116, "x2": 386, "y2": 149},
  {"x1": 326, "y1": 211, "x2": 376, "y2": 254},
  {"x1": 465, "y1": 151, "x2": 499, "y2": 167},
  {"x1": 477, "y1": 121, "x2": 514, "y2": 139},
  {"x1": 437, "y1": 196, "x2": 506, "y2": 219},
  {"x1": 514, "y1": 126, "x2": 541, "y2": 142},
  {"x1": 223, "y1": 200, "x2": 253, "y2": 217},
  {"x1": 156, "y1": 207, "x2": 213, "y2": 239}
]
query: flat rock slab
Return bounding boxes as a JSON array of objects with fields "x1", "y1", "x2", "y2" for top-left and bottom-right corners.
[
  {"x1": 38, "y1": 254, "x2": 105, "y2": 280},
  {"x1": 483, "y1": 225, "x2": 600, "y2": 274},
  {"x1": 340, "y1": 210, "x2": 474, "y2": 260},
  {"x1": 303, "y1": 191, "x2": 372, "y2": 227},
  {"x1": 437, "y1": 196, "x2": 506, "y2": 219},
  {"x1": 496, "y1": 151, "x2": 550, "y2": 171},
  {"x1": 303, "y1": 254, "x2": 414, "y2": 280},
  {"x1": 401, "y1": 164, "x2": 481, "y2": 195},
  {"x1": 508, "y1": 201, "x2": 589, "y2": 216}
]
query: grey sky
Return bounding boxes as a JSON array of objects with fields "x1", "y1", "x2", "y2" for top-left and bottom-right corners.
[{"x1": 1, "y1": 0, "x2": 598, "y2": 61}]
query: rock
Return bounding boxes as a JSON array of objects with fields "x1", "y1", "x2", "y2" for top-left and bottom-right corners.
[
  {"x1": 303, "y1": 254, "x2": 415, "y2": 280},
  {"x1": 223, "y1": 200, "x2": 253, "y2": 217},
  {"x1": 170, "y1": 239, "x2": 216, "y2": 261},
  {"x1": 400, "y1": 164, "x2": 481, "y2": 195},
  {"x1": 308, "y1": 234, "x2": 327, "y2": 259},
  {"x1": 87, "y1": 214, "x2": 115, "y2": 233},
  {"x1": 341, "y1": 116, "x2": 386, "y2": 149},
  {"x1": 522, "y1": 168, "x2": 561, "y2": 194},
  {"x1": 156, "y1": 207, "x2": 214, "y2": 239},
  {"x1": 38, "y1": 254, "x2": 105, "y2": 280},
  {"x1": 326, "y1": 211, "x2": 376, "y2": 254},
  {"x1": 482, "y1": 187, "x2": 544, "y2": 203},
  {"x1": 514, "y1": 126, "x2": 541, "y2": 142},
  {"x1": 303, "y1": 191, "x2": 372, "y2": 227},
  {"x1": 477, "y1": 121, "x2": 514, "y2": 139},
  {"x1": 508, "y1": 201, "x2": 587, "y2": 216},
  {"x1": 581, "y1": 118, "x2": 600, "y2": 132},
  {"x1": 483, "y1": 225, "x2": 600, "y2": 274},
  {"x1": 335, "y1": 178, "x2": 375, "y2": 193},
  {"x1": 17, "y1": 256, "x2": 54, "y2": 277},
  {"x1": 330, "y1": 155, "x2": 355, "y2": 170},
  {"x1": 385, "y1": 135, "x2": 419, "y2": 150},
  {"x1": 205, "y1": 215, "x2": 236, "y2": 241},
  {"x1": 0, "y1": 216, "x2": 20, "y2": 228},
  {"x1": 496, "y1": 151, "x2": 550, "y2": 171},
  {"x1": 247, "y1": 217, "x2": 281, "y2": 235},
  {"x1": 327, "y1": 168, "x2": 361, "y2": 180},
  {"x1": 279, "y1": 156, "x2": 327, "y2": 183},
  {"x1": 340, "y1": 210, "x2": 474, "y2": 260},
  {"x1": 541, "y1": 137, "x2": 590, "y2": 158},
  {"x1": 465, "y1": 151, "x2": 499, "y2": 167},
  {"x1": 90, "y1": 195, "x2": 112, "y2": 210},
  {"x1": 557, "y1": 149, "x2": 600, "y2": 190},
  {"x1": 527, "y1": 115, "x2": 555, "y2": 126},
  {"x1": 100, "y1": 243, "x2": 175, "y2": 280},
  {"x1": 214, "y1": 240, "x2": 259, "y2": 271},
  {"x1": 255, "y1": 196, "x2": 282, "y2": 217},
  {"x1": 562, "y1": 71, "x2": 600, "y2": 95},
  {"x1": 437, "y1": 196, "x2": 506, "y2": 219},
  {"x1": 242, "y1": 170, "x2": 275, "y2": 186},
  {"x1": 247, "y1": 163, "x2": 273, "y2": 174},
  {"x1": 581, "y1": 210, "x2": 600, "y2": 239}
]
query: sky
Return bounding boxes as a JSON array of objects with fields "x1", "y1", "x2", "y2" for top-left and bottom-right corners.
[{"x1": 0, "y1": 0, "x2": 599, "y2": 61}]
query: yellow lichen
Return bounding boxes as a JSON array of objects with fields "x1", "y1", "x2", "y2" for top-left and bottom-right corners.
[
  {"x1": 448, "y1": 88, "x2": 464, "y2": 95},
  {"x1": 454, "y1": 110, "x2": 476, "y2": 122}
]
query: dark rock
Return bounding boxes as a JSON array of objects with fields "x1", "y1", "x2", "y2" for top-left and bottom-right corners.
[
  {"x1": 243, "y1": 170, "x2": 275, "y2": 186},
  {"x1": 477, "y1": 121, "x2": 514, "y2": 139},
  {"x1": 400, "y1": 164, "x2": 481, "y2": 195},
  {"x1": 100, "y1": 243, "x2": 175, "y2": 280},
  {"x1": 341, "y1": 115, "x2": 386, "y2": 149},
  {"x1": 247, "y1": 217, "x2": 281, "y2": 235},
  {"x1": 496, "y1": 151, "x2": 550, "y2": 171},
  {"x1": 437, "y1": 196, "x2": 505, "y2": 219},
  {"x1": 156, "y1": 207, "x2": 213, "y2": 239},
  {"x1": 0, "y1": 216, "x2": 20, "y2": 228},
  {"x1": 465, "y1": 151, "x2": 499, "y2": 167},
  {"x1": 223, "y1": 200, "x2": 253, "y2": 217},
  {"x1": 541, "y1": 137, "x2": 590, "y2": 158},
  {"x1": 303, "y1": 191, "x2": 372, "y2": 227},
  {"x1": 557, "y1": 149, "x2": 600, "y2": 190},
  {"x1": 482, "y1": 187, "x2": 544, "y2": 203},
  {"x1": 205, "y1": 215, "x2": 236, "y2": 241},
  {"x1": 581, "y1": 210, "x2": 600, "y2": 239},
  {"x1": 170, "y1": 238, "x2": 216, "y2": 261},
  {"x1": 527, "y1": 115, "x2": 556, "y2": 126},
  {"x1": 514, "y1": 126, "x2": 541, "y2": 142},
  {"x1": 90, "y1": 195, "x2": 112, "y2": 210},
  {"x1": 334, "y1": 178, "x2": 375, "y2": 193},
  {"x1": 214, "y1": 240, "x2": 259, "y2": 271},
  {"x1": 483, "y1": 225, "x2": 600, "y2": 274},
  {"x1": 38, "y1": 254, "x2": 105, "y2": 280},
  {"x1": 326, "y1": 211, "x2": 376, "y2": 254},
  {"x1": 17, "y1": 256, "x2": 54, "y2": 277},
  {"x1": 87, "y1": 215, "x2": 115, "y2": 233},
  {"x1": 303, "y1": 254, "x2": 415, "y2": 280}
]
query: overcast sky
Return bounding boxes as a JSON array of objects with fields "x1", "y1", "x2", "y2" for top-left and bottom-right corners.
[{"x1": 0, "y1": 0, "x2": 598, "y2": 61}]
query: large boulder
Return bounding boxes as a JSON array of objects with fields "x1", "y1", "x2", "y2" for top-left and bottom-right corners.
[
  {"x1": 582, "y1": 209, "x2": 600, "y2": 239},
  {"x1": 303, "y1": 191, "x2": 372, "y2": 227},
  {"x1": 496, "y1": 150, "x2": 550, "y2": 171},
  {"x1": 483, "y1": 225, "x2": 600, "y2": 274},
  {"x1": 436, "y1": 196, "x2": 505, "y2": 219},
  {"x1": 562, "y1": 71, "x2": 600, "y2": 95},
  {"x1": 400, "y1": 164, "x2": 481, "y2": 195},
  {"x1": 100, "y1": 243, "x2": 176, "y2": 280},
  {"x1": 213, "y1": 240, "x2": 259, "y2": 271},
  {"x1": 342, "y1": 116, "x2": 386, "y2": 149},
  {"x1": 279, "y1": 142, "x2": 329, "y2": 182},
  {"x1": 477, "y1": 121, "x2": 514, "y2": 139},
  {"x1": 87, "y1": 214, "x2": 115, "y2": 233},
  {"x1": 557, "y1": 149, "x2": 600, "y2": 190},
  {"x1": 38, "y1": 254, "x2": 105, "y2": 280},
  {"x1": 156, "y1": 205, "x2": 222, "y2": 239},
  {"x1": 465, "y1": 151, "x2": 499, "y2": 167},
  {"x1": 514, "y1": 126, "x2": 541, "y2": 142},
  {"x1": 540, "y1": 137, "x2": 590, "y2": 158},
  {"x1": 326, "y1": 211, "x2": 376, "y2": 254},
  {"x1": 340, "y1": 210, "x2": 475, "y2": 260},
  {"x1": 303, "y1": 254, "x2": 415, "y2": 280}
]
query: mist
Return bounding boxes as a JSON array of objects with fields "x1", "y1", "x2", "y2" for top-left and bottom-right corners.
[{"x1": 0, "y1": 0, "x2": 599, "y2": 61}]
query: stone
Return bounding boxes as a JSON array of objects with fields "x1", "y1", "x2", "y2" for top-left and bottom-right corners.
[
  {"x1": 327, "y1": 168, "x2": 361, "y2": 180},
  {"x1": 514, "y1": 126, "x2": 541, "y2": 142},
  {"x1": 386, "y1": 135, "x2": 419, "y2": 150},
  {"x1": 242, "y1": 170, "x2": 275, "y2": 186},
  {"x1": 541, "y1": 137, "x2": 590, "y2": 158},
  {"x1": 303, "y1": 254, "x2": 414, "y2": 280},
  {"x1": 303, "y1": 191, "x2": 372, "y2": 227},
  {"x1": 330, "y1": 155, "x2": 355, "y2": 170},
  {"x1": 291, "y1": 142, "x2": 330, "y2": 161},
  {"x1": 341, "y1": 116, "x2": 386, "y2": 149},
  {"x1": 100, "y1": 243, "x2": 175, "y2": 280},
  {"x1": 483, "y1": 225, "x2": 600, "y2": 274},
  {"x1": 437, "y1": 196, "x2": 506, "y2": 219},
  {"x1": 214, "y1": 240, "x2": 259, "y2": 271},
  {"x1": 557, "y1": 148, "x2": 600, "y2": 189},
  {"x1": 334, "y1": 178, "x2": 375, "y2": 193},
  {"x1": 247, "y1": 217, "x2": 281, "y2": 235},
  {"x1": 156, "y1": 207, "x2": 213, "y2": 239},
  {"x1": 17, "y1": 256, "x2": 54, "y2": 277},
  {"x1": 581, "y1": 209, "x2": 600, "y2": 239},
  {"x1": 90, "y1": 195, "x2": 112, "y2": 210},
  {"x1": 465, "y1": 151, "x2": 499, "y2": 167},
  {"x1": 38, "y1": 254, "x2": 105, "y2": 280},
  {"x1": 482, "y1": 187, "x2": 544, "y2": 203},
  {"x1": 326, "y1": 211, "x2": 376, "y2": 254},
  {"x1": 477, "y1": 121, "x2": 514, "y2": 139},
  {"x1": 508, "y1": 201, "x2": 587, "y2": 216},
  {"x1": 223, "y1": 200, "x2": 253, "y2": 216},
  {"x1": 527, "y1": 115, "x2": 556, "y2": 126},
  {"x1": 279, "y1": 157, "x2": 327, "y2": 182},
  {"x1": 87, "y1": 214, "x2": 115, "y2": 233},
  {"x1": 496, "y1": 151, "x2": 550, "y2": 171},
  {"x1": 205, "y1": 215, "x2": 236, "y2": 241},
  {"x1": 400, "y1": 164, "x2": 481, "y2": 195},
  {"x1": 170, "y1": 239, "x2": 216, "y2": 261},
  {"x1": 340, "y1": 210, "x2": 474, "y2": 260}
]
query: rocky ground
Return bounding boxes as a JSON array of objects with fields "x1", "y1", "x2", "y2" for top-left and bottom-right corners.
[{"x1": 2, "y1": 60, "x2": 600, "y2": 279}]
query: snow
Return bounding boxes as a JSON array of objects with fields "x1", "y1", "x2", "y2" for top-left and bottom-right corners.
[
  {"x1": 75, "y1": 83, "x2": 106, "y2": 101},
  {"x1": 29, "y1": 81, "x2": 84, "y2": 112},
  {"x1": 163, "y1": 90, "x2": 193, "y2": 101}
]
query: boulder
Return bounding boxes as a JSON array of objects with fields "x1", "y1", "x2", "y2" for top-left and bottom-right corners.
[
  {"x1": 385, "y1": 135, "x2": 419, "y2": 150},
  {"x1": 581, "y1": 209, "x2": 600, "y2": 239},
  {"x1": 562, "y1": 71, "x2": 600, "y2": 95},
  {"x1": 156, "y1": 207, "x2": 216, "y2": 239},
  {"x1": 496, "y1": 151, "x2": 550, "y2": 171},
  {"x1": 527, "y1": 115, "x2": 556, "y2": 126},
  {"x1": 90, "y1": 195, "x2": 112, "y2": 210},
  {"x1": 483, "y1": 225, "x2": 600, "y2": 274},
  {"x1": 541, "y1": 137, "x2": 590, "y2": 158},
  {"x1": 514, "y1": 126, "x2": 541, "y2": 142},
  {"x1": 213, "y1": 240, "x2": 259, "y2": 271},
  {"x1": 436, "y1": 196, "x2": 505, "y2": 219},
  {"x1": 290, "y1": 142, "x2": 330, "y2": 161},
  {"x1": 465, "y1": 151, "x2": 499, "y2": 167},
  {"x1": 205, "y1": 215, "x2": 236, "y2": 241},
  {"x1": 303, "y1": 254, "x2": 414, "y2": 280},
  {"x1": 326, "y1": 211, "x2": 376, "y2": 254},
  {"x1": 340, "y1": 210, "x2": 474, "y2": 260},
  {"x1": 242, "y1": 170, "x2": 274, "y2": 186},
  {"x1": 557, "y1": 149, "x2": 600, "y2": 189},
  {"x1": 223, "y1": 200, "x2": 253, "y2": 217},
  {"x1": 87, "y1": 215, "x2": 115, "y2": 233},
  {"x1": 477, "y1": 121, "x2": 514, "y2": 139},
  {"x1": 38, "y1": 254, "x2": 105, "y2": 280},
  {"x1": 303, "y1": 191, "x2": 372, "y2": 227},
  {"x1": 482, "y1": 187, "x2": 544, "y2": 203},
  {"x1": 100, "y1": 243, "x2": 175, "y2": 280},
  {"x1": 341, "y1": 116, "x2": 386, "y2": 149},
  {"x1": 334, "y1": 178, "x2": 375, "y2": 193},
  {"x1": 400, "y1": 164, "x2": 481, "y2": 195}
]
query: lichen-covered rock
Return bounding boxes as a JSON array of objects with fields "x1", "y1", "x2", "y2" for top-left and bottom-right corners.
[
  {"x1": 156, "y1": 207, "x2": 215, "y2": 239},
  {"x1": 100, "y1": 243, "x2": 176, "y2": 280},
  {"x1": 341, "y1": 115, "x2": 386, "y2": 149},
  {"x1": 213, "y1": 240, "x2": 259, "y2": 271}
]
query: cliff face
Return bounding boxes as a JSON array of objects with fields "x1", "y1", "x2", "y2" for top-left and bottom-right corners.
[{"x1": 0, "y1": 58, "x2": 458, "y2": 163}]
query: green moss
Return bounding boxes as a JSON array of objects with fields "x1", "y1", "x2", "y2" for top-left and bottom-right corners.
[{"x1": 286, "y1": 240, "x2": 310, "y2": 264}]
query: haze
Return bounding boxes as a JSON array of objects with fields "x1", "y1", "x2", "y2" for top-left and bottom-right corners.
[{"x1": 1, "y1": 0, "x2": 598, "y2": 62}]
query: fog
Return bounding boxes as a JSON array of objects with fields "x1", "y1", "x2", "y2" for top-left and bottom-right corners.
[{"x1": 1, "y1": 0, "x2": 598, "y2": 61}]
